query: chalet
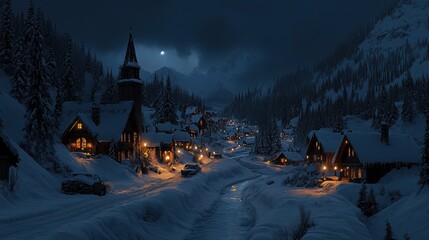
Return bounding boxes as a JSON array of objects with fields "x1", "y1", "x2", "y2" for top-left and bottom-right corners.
[
  {"x1": 141, "y1": 132, "x2": 175, "y2": 163},
  {"x1": 172, "y1": 131, "x2": 193, "y2": 148},
  {"x1": 332, "y1": 125, "x2": 420, "y2": 183},
  {"x1": 191, "y1": 114, "x2": 207, "y2": 131},
  {"x1": 0, "y1": 133, "x2": 19, "y2": 182},
  {"x1": 272, "y1": 151, "x2": 304, "y2": 165},
  {"x1": 61, "y1": 102, "x2": 141, "y2": 161},
  {"x1": 305, "y1": 129, "x2": 343, "y2": 167},
  {"x1": 189, "y1": 125, "x2": 199, "y2": 139},
  {"x1": 60, "y1": 31, "x2": 144, "y2": 162}
]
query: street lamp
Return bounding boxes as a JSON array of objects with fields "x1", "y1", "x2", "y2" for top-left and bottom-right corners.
[
  {"x1": 334, "y1": 166, "x2": 337, "y2": 176},
  {"x1": 323, "y1": 166, "x2": 327, "y2": 180}
]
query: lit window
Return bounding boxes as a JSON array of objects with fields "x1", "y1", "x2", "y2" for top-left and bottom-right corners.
[
  {"x1": 76, "y1": 138, "x2": 81, "y2": 148},
  {"x1": 81, "y1": 138, "x2": 87, "y2": 148},
  {"x1": 352, "y1": 150, "x2": 355, "y2": 157},
  {"x1": 133, "y1": 132, "x2": 137, "y2": 143},
  {"x1": 348, "y1": 148, "x2": 351, "y2": 157},
  {"x1": 77, "y1": 123, "x2": 82, "y2": 129}
]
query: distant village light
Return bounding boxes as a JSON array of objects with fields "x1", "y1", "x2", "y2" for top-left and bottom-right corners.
[{"x1": 143, "y1": 142, "x2": 147, "y2": 147}]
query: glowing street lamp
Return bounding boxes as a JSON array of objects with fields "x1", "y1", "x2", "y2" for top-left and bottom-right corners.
[
  {"x1": 323, "y1": 166, "x2": 327, "y2": 180},
  {"x1": 334, "y1": 166, "x2": 338, "y2": 176}
]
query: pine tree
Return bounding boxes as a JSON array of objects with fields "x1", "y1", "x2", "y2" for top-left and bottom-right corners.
[
  {"x1": 153, "y1": 80, "x2": 165, "y2": 123},
  {"x1": 388, "y1": 95, "x2": 398, "y2": 126},
  {"x1": 384, "y1": 220, "x2": 394, "y2": 240},
  {"x1": 0, "y1": 0, "x2": 15, "y2": 74},
  {"x1": 102, "y1": 71, "x2": 118, "y2": 102},
  {"x1": 372, "y1": 86, "x2": 389, "y2": 130},
  {"x1": 365, "y1": 187, "x2": 378, "y2": 216},
  {"x1": 401, "y1": 72, "x2": 414, "y2": 123},
  {"x1": 10, "y1": 36, "x2": 28, "y2": 104},
  {"x1": 418, "y1": 111, "x2": 429, "y2": 186},
  {"x1": 24, "y1": 1, "x2": 36, "y2": 56},
  {"x1": 163, "y1": 75, "x2": 178, "y2": 124},
  {"x1": 23, "y1": 14, "x2": 55, "y2": 169},
  {"x1": 53, "y1": 83, "x2": 63, "y2": 131},
  {"x1": 62, "y1": 37, "x2": 75, "y2": 101},
  {"x1": 142, "y1": 82, "x2": 149, "y2": 106},
  {"x1": 269, "y1": 119, "x2": 281, "y2": 155},
  {"x1": 357, "y1": 181, "x2": 367, "y2": 210}
]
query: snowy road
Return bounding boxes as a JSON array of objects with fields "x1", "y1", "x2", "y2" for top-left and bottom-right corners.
[{"x1": 185, "y1": 179, "x2": 257, "y2": 240}]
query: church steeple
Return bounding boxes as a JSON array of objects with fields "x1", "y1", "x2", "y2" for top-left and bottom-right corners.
[{"x1": 120, "y1": 30, "x2": 141, "y2": 80}]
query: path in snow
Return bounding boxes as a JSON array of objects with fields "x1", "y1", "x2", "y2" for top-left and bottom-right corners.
[{"x1": 185, "y1": 179, "x2": 256, "y2": 240}]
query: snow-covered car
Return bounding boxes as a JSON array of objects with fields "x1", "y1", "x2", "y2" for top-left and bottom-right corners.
[
  {"x1": 181, "y1": 163, "x2": 201, "y2": 176},
  {"x1": 61, "y1": 173, "x2": 107, "y2": 196}
]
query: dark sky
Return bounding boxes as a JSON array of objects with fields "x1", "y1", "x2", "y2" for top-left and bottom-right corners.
[{"x1": 13, "y1": 0, "x2": 390, "y2": 80}]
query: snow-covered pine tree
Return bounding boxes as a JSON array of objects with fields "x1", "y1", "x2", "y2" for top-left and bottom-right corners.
[
  {"x1": 10, "y1": 35, "x2": 28, "y2": 104},
  {"x1": 46, "y1": 47, "x2": 57, "y2": 85},
  {"x1": 62, "y1": 37, "x2": 75, "y2": 101},
  {"x1": 153, "y1": 79, "x2": 165, "y2": 123},
  {"x1": 384, "y1": 220, "x2": 394, "y2": 240},
  {"x1": 163, "y1": 75, "x2": 178, "y2": 124},
  {"x1": 102, "y1": 70, "x2": 118, "y2": 102},
  {"x1": 401, "y1": 71, "x2": 414, "y2": 123},
  {"x1": 23, "y1": 0, "x2": 36, "y2": 57},
  {"x1": 23, "y1": 14, "x2": 55, "y2": 169},
  {"x1": 53, "y1": 82, "x2": 63, "y2": 132},
  {"x1": 372, "y1": 86, "x2": 389, "y2": 130},
  {"x1": 142, "y1": 82, "x2": 149, "y2": 106},
  {"x1": 365, "y1": 187, "x2": 378, "y2": 216},
  {"x1": 388, "y1": 94, "x2": 398, "y2": 126},
  {"x1": 269, "y1": 119, "x2": 281, "y2": 155},
  {"x1": 418, "y1": 111, "x2": 429, "y2": 186},
  {"x1": 357, "y1": 181, "x2": 367, "y2": 210},
  {"x1": 0, "y1": 0, "x2": 15, "y2": 74}
]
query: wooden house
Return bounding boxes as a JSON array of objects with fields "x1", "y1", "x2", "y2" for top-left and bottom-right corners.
[
  {"x1": 305, "y1": 129, "x2": 343, "y2": 167},
  {"x1": 272, "y1": 151, "x2": 304, "y2": 165},
  {"x1": 332, "y1": 126, "x2": 420, "y2": 183},
  {"x1": 61, "y1": 102, "x2": 142, "y2": 162},
  {"x1": 141, "y1": 132, "x2": 175, "y2": 163},
  {"x1": 172, "y1": 131, "x2": 193, "y2": 149},
  {"x1": 0, "y1": 133, "x2": 19, "y2": 182}
]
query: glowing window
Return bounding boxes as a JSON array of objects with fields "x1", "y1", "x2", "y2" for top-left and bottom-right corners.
[
  {"x1": 81, "y1": 138, "x2": 87, "y2": 148},
  {"x1": 76, "y1": 138, "x2": 81, "y2": 148},
  {"x1": 348, "y1": 148, "x2": 351, "y2": 157},
  {"x1": 77, "y1": 123, "x2": 82, "y2": 129}
]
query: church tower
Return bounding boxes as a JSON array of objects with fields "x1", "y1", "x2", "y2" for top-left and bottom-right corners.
[{"x1": 118, "y1": 31, "x2": 143, "y2": 130}]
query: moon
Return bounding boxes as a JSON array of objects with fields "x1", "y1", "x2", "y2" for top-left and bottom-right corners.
[{"x1": 160, "y1": 51, "x2": 165, "y2": 56}]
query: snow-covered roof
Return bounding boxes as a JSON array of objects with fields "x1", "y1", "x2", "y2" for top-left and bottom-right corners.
[
  {"x1": 191, "y1": 114, "x2": 203, "y2": 124},
  {"x1": 117, "y1": 78, "x2": 142, "y2": 84},
  {"x1": 141, "y1": 132, "x2": 173, "y2": 147},
  {"x1": 61, "y1": 101, "x2": 134, "y2": 142},
  {"x1": 243, "y1": 137, "x2": 255, "y2": 144},
  {"x1": 172, "y1": 131, "x2": 192, "y2": 142},
  {"x1": 333, "y1": 133, "x2": 420, "y2": 164},
  {"x1": 156, "y1": 122, "x2": 179, "y2": 132},
  {"x1": 190, "y1": 125, "x2": 199, "y2": 131},
  {"x1": 185, "y1": 106, "x2": 198, "y2": 115},
  {"x1": 309, "y1": 129, "x2": 344, "y2": 153},
  {"x1": 283, "y1": 151, "x2": 304, "y2": 161}
]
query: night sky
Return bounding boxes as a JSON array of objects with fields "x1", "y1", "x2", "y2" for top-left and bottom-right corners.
[{"x1": 13, "y1": 0, "x2": 390, "y2": 81}]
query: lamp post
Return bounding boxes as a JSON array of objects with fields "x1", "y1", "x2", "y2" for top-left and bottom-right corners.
[
  {"x1": 323, "y1": 166, "x2": 326, "y2": 180},
  {"x1": 334, "y1": 166, "x2": 337, "y2": 176}
]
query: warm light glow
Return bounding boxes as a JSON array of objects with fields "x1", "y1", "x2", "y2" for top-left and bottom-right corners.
[
  {"x1": 323, "y1": 166, "x2": 326, "y2": 170},
  {"x1": 165, "y1": 155, "x2": 170, "y2": 161},
  {"x1": 177, "y1": 150, "x2": 182, "y2": 154},
  {"x1": 334, "y1": 166, "x2": 337, "y2": 170},
  {"x1": 205, "y1": 148, "x2": 209, "y2": 152},
  {"x1": 87, "y1": 143, "x2": 92, "y2": 148},
  {"x1": 195, "y1": 146, "x2": 198, "y2": 150},
  {"x1": 77, "y1": 123, "x2": 82, "y2": 129},
  {"x1": 143, "y1": 142, "x2": 147, "y2": 147}
]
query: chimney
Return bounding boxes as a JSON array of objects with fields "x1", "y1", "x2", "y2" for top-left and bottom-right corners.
[
  {"x1": 92, "y1": 104, "x2": 100, "y2": 126},
  {"x1": 380, "y1": 122, "x2": 389, "y2": 144}
]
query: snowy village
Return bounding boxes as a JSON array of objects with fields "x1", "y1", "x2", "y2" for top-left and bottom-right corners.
[{"x1": 0, "y1": 0, "x2": 429, "y2": 239}]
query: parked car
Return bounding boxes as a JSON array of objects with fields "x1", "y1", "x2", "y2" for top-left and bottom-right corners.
[
  {"x1": 181, "y1": 163, "x2": 201, "y2": 176},
  {"x1": 61, "y1": 173, "x2": 107, "y2": 196},
  {"x1": 213, "y1": 152, "x2": 222, "y2": 159}
]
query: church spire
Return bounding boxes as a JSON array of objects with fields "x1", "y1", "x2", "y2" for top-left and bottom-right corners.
[{"x1": 123, "y1": 30, "x2": 139, "y2": 67}]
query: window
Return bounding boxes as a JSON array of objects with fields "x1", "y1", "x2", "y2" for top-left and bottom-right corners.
[
  {"x1": 352, "y1": 150, "x2": 355, "y2": 157},
  {"x1": 75, "y1": 137, "x2": 87, "y2": 148},
  {"x1": 81, "y1": 138, "x2": 87, "y2": 148},
  {"x1": 348, "y1": 148, "x2": 351, "y2": 157},
  {"x1": 133, "y1": 132, "x2": 138, "y2": 143},
  {"x1": 76, "y1": 138, "x2": 81, "y2": 147},
  {"x1": 77, "y1": 123, "x2": 82, "y2": 129},
  {"x1": 128, "y1": 134, "x2": 131, "y2": 142}
]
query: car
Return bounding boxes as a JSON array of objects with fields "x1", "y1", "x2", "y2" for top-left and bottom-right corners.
[
  {"x1": 213, "y1": 152, "x2": 222, "y2": 159},
  {"x1": 181, "y1": 163, "x2": 201, "y2": 176},
  {"x1": 61, "y1": 173, "x2": 107, "y2": 196}
]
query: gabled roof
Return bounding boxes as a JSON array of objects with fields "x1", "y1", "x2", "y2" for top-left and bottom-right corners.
[
  {"x1": 283, "y1": 151, "x2": 304, "y2": 161},
  {"x1": 333, "y1": 132, "x2": 420, "y2": 164},
  {"x1": 185, "y1": 106, "x2": 199, "y2": 115},
  {"x1": 191, "y1": 114, "x2": 203, "y2": 124},
  {"x1": 141, "y1": 132, "x2": 173, "y2": 147},
  {"x1": 172, "y1": 131, "x2": 192, "y2": 142},
  {"x1": 156, "y1": 122, "x2": 179, "y2": 132},
  {"x1": 123, "y1": 32, "x2": 140, "y2": 68},
  {"x1": 61, "y1": 101, "x2": 134, "y2": 142},
  {"x1": 308, "y1": 129, "x2": 344, "y2": 153}
]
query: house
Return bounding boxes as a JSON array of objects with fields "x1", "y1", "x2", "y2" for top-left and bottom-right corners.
[
  {"x1": 272, "y1": 151, "x2": 304, "y2": 165},
  {"x1": 141, "y1": 132, "x2": 175, "y2": 163},
  {"x1": 61, "y1": 101, "x2": 141, "y2": 161},
  {"x1": 305, "y1": 129, "x2": 344, "y2": 167},
  {"x1": 242, "y1": 137, "x2": 255, "y2": 147},
  {"x1": 191, "y1": 114, "x2": 207, "y2": 132},
  {"x1": 332, "y1": 125, "x2": 420, "y2": 183},
  {"x1": 172, "y1": 131, "x2": 193, "y2": 149},
  {"x1": 0, "y1": 133, "x2": 19, "y2": 182}
]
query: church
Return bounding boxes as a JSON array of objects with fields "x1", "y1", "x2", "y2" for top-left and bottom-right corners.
[{"x1": 60, "y1": 32, "x2": 144, "y2": 162}]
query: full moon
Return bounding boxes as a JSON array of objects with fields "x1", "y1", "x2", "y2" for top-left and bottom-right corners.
[{"x1": 160, "y1": 51, "x2": 165, "y2": 55}]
